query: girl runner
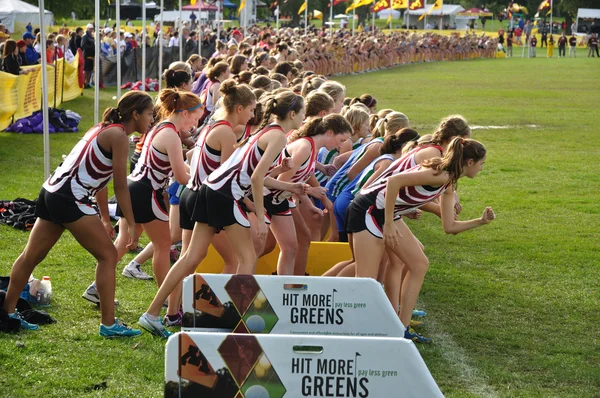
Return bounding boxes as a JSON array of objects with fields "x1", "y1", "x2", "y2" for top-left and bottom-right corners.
[
  {"x1": 138, "y1": 90, "x2": 309, "y2": 338},
  {"x1": 348, "y1": 138, "x2": 495, "y2": 343},
  {"x1": 265, "y1": 115, "x2": 352, "y2": 276},
  {"x1": 2, "y1": 91, "x2": 155, "y2": 337}
]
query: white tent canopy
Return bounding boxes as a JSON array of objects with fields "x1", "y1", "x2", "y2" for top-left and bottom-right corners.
[
  {"x1": 406, "y1": 4, "x2": 465, "y2": 16},
  {"x1": 576, "y1": 8, "x2": 600, "y2": 20},
  {"x1": 0, "y1": 0, "x2": 54, "y2": 33},
  {"x1": 377, "y1": 9, "x2": 401, "y2": 19}
]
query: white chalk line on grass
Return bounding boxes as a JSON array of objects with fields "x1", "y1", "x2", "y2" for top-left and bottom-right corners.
[
  {"x1": 471, "y1": 124, "x2": 539, "y2": 130},
  {"x1": 425, "y1": 316, "x2": 498, "y2": 398}
]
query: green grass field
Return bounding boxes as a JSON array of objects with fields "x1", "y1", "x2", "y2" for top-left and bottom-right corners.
[{"x1": 1, "y1": 54, "x2": 599, "y2": 397}]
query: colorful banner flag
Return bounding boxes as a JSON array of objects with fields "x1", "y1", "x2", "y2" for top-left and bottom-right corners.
[
  {"x1": 373, "y1": 0, "x2": 390, "y2": 13},
  {"x1": 419, "y1": 0, "x2": 442, "y2": 20},
  {"x1": 387, "y1": 12, "x2": 392, "y2": 24},
  {"x1": 191, "y1": 0, "x2": 197, "y2": 5},
  {"x1": 238, "y1": 0, "x2": 246, "y2": 15},
  {"x1": 346, "y1": 0, "x2": 373, "y2": 13},
  {"x1": 408, "y1": 0, "x2": 424, "y2": 10},
  {"x1": 392, "y1": 0, "x2": 407, "y2": 9},
  {"x1": 334, "y1": 0, "x2": 349, "y2": 5},
  {"x1": 298, "y1": 1, "x2": 307, "y2": 14},
  {"x1": 537, "y1": 0, "x2": 549, "y2": 11}
]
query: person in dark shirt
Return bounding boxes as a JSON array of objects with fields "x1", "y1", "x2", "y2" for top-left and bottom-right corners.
[
  {"x1": 569, "y1": 34, "x2": 577, "y2": 57},
  {"x1": 557, "y1": 33, "x2": 567, "y2": 58},
  {"x1": 2, "y1": 40, "x2": 31, "y2": 75},
  {"x1": 81, "y1": 24, "x2": 95, "y2": 87},
  {"x1": 69, "y1": 27, "x2": 83, "y2": 55},
  {"x1": 541, "y1": 30, "x2": 547, "y2": 47},
  {"x1": 588, "y1": 34, "x2": 599, "y2": 58},
  {"x1": 529, "y1": 35, "x2": 537, "y2": 57}
]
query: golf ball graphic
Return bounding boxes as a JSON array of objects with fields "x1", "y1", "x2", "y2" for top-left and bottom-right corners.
[
  {"x1": 245, "y1": 315, "x2": 266, "y2": 333},
  {"x1": 245, "y1": 385, "x2": 270, "y2": 398}
]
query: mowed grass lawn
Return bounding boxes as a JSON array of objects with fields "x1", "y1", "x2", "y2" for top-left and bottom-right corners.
[{"x1": 1, "y1": 54, "x2": 599, "y2": 397}]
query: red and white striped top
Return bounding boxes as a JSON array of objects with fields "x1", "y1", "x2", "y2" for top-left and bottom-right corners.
[
  {"x1": 205, "y1": 124, "x2": 284, "y2": 200},
  {"x1": 43, "y1": 123, "x2": 121, "y2": 200},
  {"x1": 129, "y1": 121, "x2": 179, "y2": 190}
]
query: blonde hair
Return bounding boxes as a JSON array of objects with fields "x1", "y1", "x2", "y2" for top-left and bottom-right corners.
[
  {"x1": 344, "y1": 107, "x2": 369, "y2": 137},
  {"x1": 373, "y1": 111, "x2": 409, "y2": 138},
  {"x1": 319, "y1": 81, "x2": 346, "y2": 103}
]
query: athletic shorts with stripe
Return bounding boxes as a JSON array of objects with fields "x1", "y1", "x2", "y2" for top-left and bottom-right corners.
[
  {"x1": 179, "y1": 185, "x2": 250, "y2": 233},
  {"x1": 345, "y1": 196, "x2": 386, "y2": 239},
  {"x1": 117, "y1": 179, "x2": 168, "y2": 223},
  {"x1": 35, "y1": 187, "x2": 97, "y2": 225},
  {"x1": 264, "y1": 194, "x2": 292, "y2": 219}
]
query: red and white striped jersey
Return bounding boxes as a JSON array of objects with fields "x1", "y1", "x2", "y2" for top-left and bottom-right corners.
[
  {"x1": 359, "y1": 164, "x2": 450, "y2": 218},
  {"x1": 187, "y1": 120, "x2": 233, "y2": 191},
  {"x1": 387, "y1": 144, "x2": 443, "y2": 177},
  {"x1": 271, "y1": 137, "x2": 317, "y2": 204},
  {"x1": 129, "y1": 121, "x2": 179, "y2": 190},
  {"x1": 205, "y1": 124, "x2": 284, "y2": 200},
  {"x1": 43, "y1": 123, "x2": 121, "y2": 200}
]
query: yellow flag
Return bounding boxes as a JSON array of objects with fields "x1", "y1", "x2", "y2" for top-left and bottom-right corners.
[
  {"x1": 419, "y1": 0, "x2": 441, "y2": 19},
  {"x1": 191, "y1": 0, "x2": 197, "y2": 4},
  {"x1": 346, "y1": 0, "x2": 372, "y2": 13},
  {"x1": 387, "y1": 12, "x2": 392, "y2": 24},
  {"x1": 238, "y1": 0, "x2": 246, "y2": 15},
  {"x1": 298, "y1": 1, "x2": 307, "y2": 15},
  {"x1": 391, "y1": 0, "x2": 407, "y2": 9}
]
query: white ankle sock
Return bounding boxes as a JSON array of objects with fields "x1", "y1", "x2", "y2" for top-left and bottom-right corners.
[
  {"x1": 145, "y1": 313, "x2": 160, "y2": 322},
  {"x1": 127, "y1": 260, "x2": 140, "y2": 268}
]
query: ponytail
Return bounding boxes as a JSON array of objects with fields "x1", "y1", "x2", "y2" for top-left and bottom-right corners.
[
  {"x1": 102, "y1": 107, "x2": 121, "y2": 126},
  {"x1": 102, "y1": 91, "x2": 154, "y2": 127},
  {"x1": 422, "y1": 137, "x2": 486, "y2": 186},
  {"x1": 157, "y1": 88, "x2": 202, "y2": 120},
  {"x1": 289, "y1": 114, "x2": 352, "y2": 142},
  {"x1": 380, "y1": 128, "x2": 420, "y2": 155}
]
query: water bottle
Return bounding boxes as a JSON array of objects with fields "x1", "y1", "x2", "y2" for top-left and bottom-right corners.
[{"x1": 36, "y1": 276, "x2": 52, "y2": 306}]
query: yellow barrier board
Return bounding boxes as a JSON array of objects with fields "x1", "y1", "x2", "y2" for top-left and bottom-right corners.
[
  {"x1": 195, "y1": 241, "x2": 352, "y2": 276},
  {"x1": 0, "y1": 54, "x2": 82, "y2": 131}
]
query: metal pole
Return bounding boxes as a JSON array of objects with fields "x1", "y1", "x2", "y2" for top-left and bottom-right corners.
[
  {"x1": 159, "y1": 0, "x2": 164, "y2": 92},
  {"x1": 94, "y1": 0, "x2": 100, "y2": 124},
  {"x1": 388, "y1": 5, "x2": 392, "y2": 30},
  {"x1": 549, "y1": 0, "x2": 552, "y2": 35},
  {"x1": 198, "y1": 0, "x2": 202, "y2": 57},
  {"x1": 179, "y1": 0, "x2": 183, "y2": 61},
  {"x1": 217, "y1": 1, "x2": 221, "y2": 41},
  {"x1": 330, "y1": 3, "x2": 333, "y2": 37},
  {"x1": 276, "y1": 6, "x2": 280, "y2": 32},
  {"x1": 142, "y1": 0, "x2": 146, "y2": 92},
  {"x1": 372, "y1": 8, "x2": 374, "y2": 32},
  {"x1": 305, "y1": 1, "x2": 308, "y2": 35},
  {"x1": 39, "y1": 0, "x2": 51, "y2": 179},
  {"x1": 117, "y1": 0, "x2": 121, "y2": 99},
  {"x1": 352, "y1": 7, "x2": 355, "y2": 35}
]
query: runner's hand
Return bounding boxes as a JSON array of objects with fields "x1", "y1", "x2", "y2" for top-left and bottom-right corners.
[
  {"x1": 383, "y1": 222, "x2": 402, "y2": 248},
  {"x1": 103, "y1": 220, "x2": 116, "y2": 240}
]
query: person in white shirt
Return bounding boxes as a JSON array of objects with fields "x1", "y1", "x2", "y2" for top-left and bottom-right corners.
[{"x1": 169, "y1": 31, "x2": 179, "y2": 47}]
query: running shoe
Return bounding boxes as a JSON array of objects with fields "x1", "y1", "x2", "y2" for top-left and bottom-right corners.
[
  {"x1": 138, "y1": 313, "x2": 172, "y2": 339},
  {"x1": 410, "y1": 320, "x2": 423, "y2": 328},
  {"x1": 9, "y1": 312, "x2": 38, "y2": 331},
  {"x1": 412, "y1": 309, "x2": 427, "y2": 317},
  {"x1": 122, "y1": 262, "x2": 153, "y2": 280},
  {"x1": 82, "y1": 283, "x2": 120, "y2": 307},
  {"x1": 163, "y1": 312, "x2": 183, "y2": 327},
  {"x1": 99, "y1": 318, "x2": 142, "y2": 338},
  {"x1": 404, "y1": 327, "x2": 432, "y2": 344}
]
